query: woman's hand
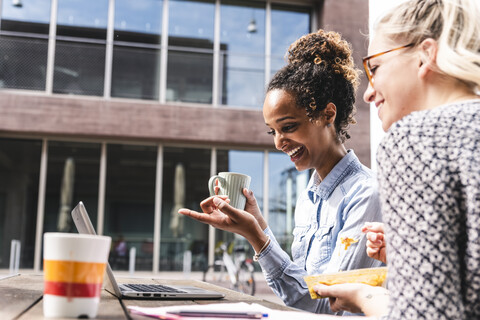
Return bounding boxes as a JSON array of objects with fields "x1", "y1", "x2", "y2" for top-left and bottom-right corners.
[
  {"x1": 313, "y1": 283, "x2": 389, "y2": 317},
  {"x1": 243, "y1": 188, "x2": 268, "y2": 230},
  {"x1": 213, "y1": 179, "x2": 267, "y2": 230},
  {"x1": 178, "y1": 196, "x2": 268, "y2": 252},
  {"x1": 362, "y1": 222, "x2": 387, "y2": 264}
]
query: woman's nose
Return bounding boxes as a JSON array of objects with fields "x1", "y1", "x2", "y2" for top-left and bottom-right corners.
[
  {"x1": 363, "y1": 82, "x2": 375, "y2": 103},
  {"x1": 274, "y1": 134, "x2": 285, "y2": 151}
]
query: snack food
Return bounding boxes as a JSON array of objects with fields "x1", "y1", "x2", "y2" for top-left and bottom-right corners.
[
  {"x1": 304, "y1": 267, "x2": 388, "y2": 299},
  {"x1": 340, "y1": 236, "x2": 358, "y2": 250}
]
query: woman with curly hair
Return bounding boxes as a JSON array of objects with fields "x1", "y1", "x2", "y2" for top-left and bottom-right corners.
[{"x1": 179, "y1": 30, "x2": 383, "y2": 315}]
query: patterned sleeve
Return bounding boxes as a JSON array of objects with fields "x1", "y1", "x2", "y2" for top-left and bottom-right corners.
[{"x1": 376, "y1": 113, "x2": 466, "y2": 319}]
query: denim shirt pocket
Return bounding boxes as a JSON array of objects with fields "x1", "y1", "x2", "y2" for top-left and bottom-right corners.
[
  {"x1": 291, "y1": 226, "x2": 309, "y2": 262},
  {"x1": 311, "y1": 224, "x2": 335, "y2": 268}
]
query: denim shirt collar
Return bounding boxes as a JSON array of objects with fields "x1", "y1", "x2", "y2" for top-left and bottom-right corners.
[{"x1": 307, "y1": 150, "x2": 360, "y2": 202}]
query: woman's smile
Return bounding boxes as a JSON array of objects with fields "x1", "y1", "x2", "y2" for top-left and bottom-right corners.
[{"x1": 287, "y1": 145, "x2": 305, "y2": 162}]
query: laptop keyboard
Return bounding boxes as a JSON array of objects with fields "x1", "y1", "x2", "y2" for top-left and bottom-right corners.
[{"x1": 123, "y1": 284, "x2": 186, "y2": 293}]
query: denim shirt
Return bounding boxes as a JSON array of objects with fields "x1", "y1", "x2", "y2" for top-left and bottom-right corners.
[{"x1": 257, "y1": 150, "x2": 383, "y2": 314}]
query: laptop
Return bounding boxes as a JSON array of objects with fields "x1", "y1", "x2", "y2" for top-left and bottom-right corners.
[{"x1": 71, "y1": 201, "x2": 225, "y2": 300}]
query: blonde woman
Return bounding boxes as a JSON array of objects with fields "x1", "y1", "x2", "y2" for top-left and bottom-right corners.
[{"x1": 315, "y1": 0, "x2": 480, "y2": 319}]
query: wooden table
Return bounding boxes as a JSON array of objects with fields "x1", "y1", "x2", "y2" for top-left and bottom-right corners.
[{"x1": 0, "y1": 274, "x2": 296, "y2": 319}]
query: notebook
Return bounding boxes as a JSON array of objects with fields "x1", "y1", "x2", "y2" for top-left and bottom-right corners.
[{"x1": 71, "y1": 201, "x2": 225, "y2": 300}]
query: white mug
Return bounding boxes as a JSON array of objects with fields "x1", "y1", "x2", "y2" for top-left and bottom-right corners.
[{"x1": 208, "y1": 172, "x2": 251, "y2": 210}]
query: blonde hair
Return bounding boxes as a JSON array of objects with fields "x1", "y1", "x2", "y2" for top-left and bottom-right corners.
[{"x1": 376, "y1": 0, "x2": 480, "y2": 93}]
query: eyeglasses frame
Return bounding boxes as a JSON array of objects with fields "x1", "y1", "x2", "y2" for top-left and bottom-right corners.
[{"x1": 362, "y1": 43, "x2": 414, "y2": 87}]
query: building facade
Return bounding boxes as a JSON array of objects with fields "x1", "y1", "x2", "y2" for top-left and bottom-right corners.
[{"x1": 0, "y1": 0, "x2": 370, "y2": 273}]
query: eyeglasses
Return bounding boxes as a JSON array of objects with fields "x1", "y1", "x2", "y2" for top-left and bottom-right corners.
[{"x1": 362, "y1": 44, "x2": 413, "y2": 87}]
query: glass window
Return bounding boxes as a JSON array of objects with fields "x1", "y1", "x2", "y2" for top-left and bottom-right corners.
[
  {"x1": 111, "y1": 45, "x2": 160, "y2": 100},
  {"x1": 111, "y1": 0, "x2": 163, "y2": 100},
  {"x1": 53, "y1": 41, "x2": 106, "y2": 96},
  {"x1": 104, "y1": 144, "x2": 157, "y2": 271},
  {"x1": 53, "y1": 0, "x2": 108, "y2": 96},
  {"x1": 0, "y1": 138, "x2": 42, "y2": 269},
  {"x1": 161, "y1": 147, "x2": 211, "y2": 271},
  {"x1": 0, "y1": 35, "x2": 48, "y2": 91},
  {"x1": 114, "y1": 0, "x2": 162, "y2": 44},
  {"x1": 168, "y1": 0, "x2": 214, "y2": 44},
  {"x1": 220, "y1": 0, "x2": 265, "y2": 108},
  {"x1": 56, "y1": 0, "x2": 109, "y2": 39},
  {"x1": 271, "y1": 4, "x2": 310, "y2": 76},
  {"x1": 167, "y1": 0, "x2": 214, "y2": 104},
  {"x1": 215, "y1": 149, "x2": 263, "y2": 249},
  {"x1": 43, "y1": 141, "x2": 101, "y2": 234},
  {"x1": 1, "y1": 0, "x2": 51, "y2": 34},
  {"x1": 166, "y1": 50, "x2": 213, "y2": 103},
  {"x1": 268, "y1": 152, "x2": 309, "y2": 253},
  {"x1": 0, "y1": 0, "x2": 51, "y2": 91}
]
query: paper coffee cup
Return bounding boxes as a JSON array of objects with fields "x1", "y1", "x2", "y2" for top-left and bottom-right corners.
[{"x1": 43, "y1": 233, "x2": 111, "y2": 318}]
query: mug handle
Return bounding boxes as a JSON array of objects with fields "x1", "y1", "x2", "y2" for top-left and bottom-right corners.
[{"x1": 208, "y1": 175, "x2": 224, "y2": 196}]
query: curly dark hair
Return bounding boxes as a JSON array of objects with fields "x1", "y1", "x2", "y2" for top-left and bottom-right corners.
[{"x1": 267, "y1": 29, "x2": 360, "y2": 143}]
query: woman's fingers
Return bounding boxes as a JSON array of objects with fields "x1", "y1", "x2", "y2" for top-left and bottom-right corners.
[
  {"x1": 200, "y1": 195, "x2": 229, "y2": 213},
  {"x1": 244, "y1": 188, "x2": 256, "y2": 202},
  {"x1": 212, "y1": 197, "x2": 243, "y2": 221},
  {"x1": 313, "y1": 283, "x2": 365, "y2": 314},
  {"x1": 178, "y1": 208, "x2": 215, "y2": 225},
  {"x1": 362, "y1": 222, "x2": 385, "y2": 233},
  {"x1": 328, "y1": 297, "x2": 340, "y2": 312},
  {"x1": 366, "y1": 238, "x2": 383, "y2": 248},
  {"x1": 366, "y1": 231, "x2": 384, "y2": 242}
]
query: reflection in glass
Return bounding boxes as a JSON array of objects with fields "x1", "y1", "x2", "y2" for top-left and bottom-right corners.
[
  {"x1": 167, "y1": 50, "x2": 213, "y2": 103},
  {"x1": 57, "y1": 0, "x2": 108, "y2": 39},
  {"x1": 111, "y1": 45, "x2": 160, "y2": 100},
  {"x1": 1, "y1": 0, "x2": 51, "y2": 34},
  {"x1": 112, "y1": 0, "x2": 163, "y2": 100},
  {"x1": 220, "y1": 53, "x2": 264, "y2": 108},
  {"x1": 43, "y1": 141, "x2": 101, "y2": 234},
  {"x1": 220, "y1": 1, "x2": 265, "y2": 108},
  {"x1": 169, "y1": 0, "x2": 214, "y2": 43},
  {"x1": 0, "y1": 36, "x2": 48, "y2": 90},
  {"x1": 167, "y1": 0, "x2": 214, "y2": 103},
  {"x1": 53, "y1": 0, "x2": 108, "y2": 96},
  {"x1": 53, "y1": 41, "x2": 105, "y2": 96},
  {"x1": 104, "y1": 144, "x2": 157, "y2": 271},
  {"x1": 271, "y1": 4, "x2": 310, "y2": 76},
  {"x1": 161, "y1": 147, "x2": 211, "y2": 271},
  {"x1": 215, "y1": 149, "x2": 263, "y2": 252},
  {"x1": 0, "y1": 138, "x2": 42, "y2": 269},
  {"x1": 114, "y1": 0, "x2": 163, "y2": 44},
  {"x1": 268, "y1": 152, "x2": 309, "y2": 253}
]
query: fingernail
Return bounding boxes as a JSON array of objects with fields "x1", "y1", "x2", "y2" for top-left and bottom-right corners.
[{"x1": 213, "y1": 197, "x2": 222, "y2": 205}]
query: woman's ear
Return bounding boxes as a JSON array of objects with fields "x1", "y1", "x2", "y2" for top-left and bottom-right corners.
[
  {"x1": 324, "y1": 102, "x2": 337, "y2": 126},
  {"x1": 418, "y1": 38, "x2": 438, "y2": 79}
]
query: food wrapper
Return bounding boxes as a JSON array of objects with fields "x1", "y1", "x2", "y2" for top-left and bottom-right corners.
[{"x1": 304, "y1": 267, "x2": 388, "y2": 299}]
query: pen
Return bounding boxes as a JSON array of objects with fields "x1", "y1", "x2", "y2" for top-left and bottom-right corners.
[
  {"x1": 129, "y1": 309, "x2": 182, "y2": 320},
  {"x1": 166, "y1": 310, "x2": 267, "y2": 318}
]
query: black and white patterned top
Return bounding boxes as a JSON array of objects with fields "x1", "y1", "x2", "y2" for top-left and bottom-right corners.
[{"x1": 376, "y1": 100, "x2": 480, "y2": 319}]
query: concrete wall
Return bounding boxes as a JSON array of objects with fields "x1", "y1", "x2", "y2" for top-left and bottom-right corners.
[
  {"x1": 318, "y1": 0, "x2": 371, "y2": 166},
  {"x1": 0, "y1": 93, "x2": 271, "y2": 148}
]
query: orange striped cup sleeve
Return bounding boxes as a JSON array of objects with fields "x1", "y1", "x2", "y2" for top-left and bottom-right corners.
[{"x1": 44, "y1": 260, "x2": 106, "y2": 298}]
